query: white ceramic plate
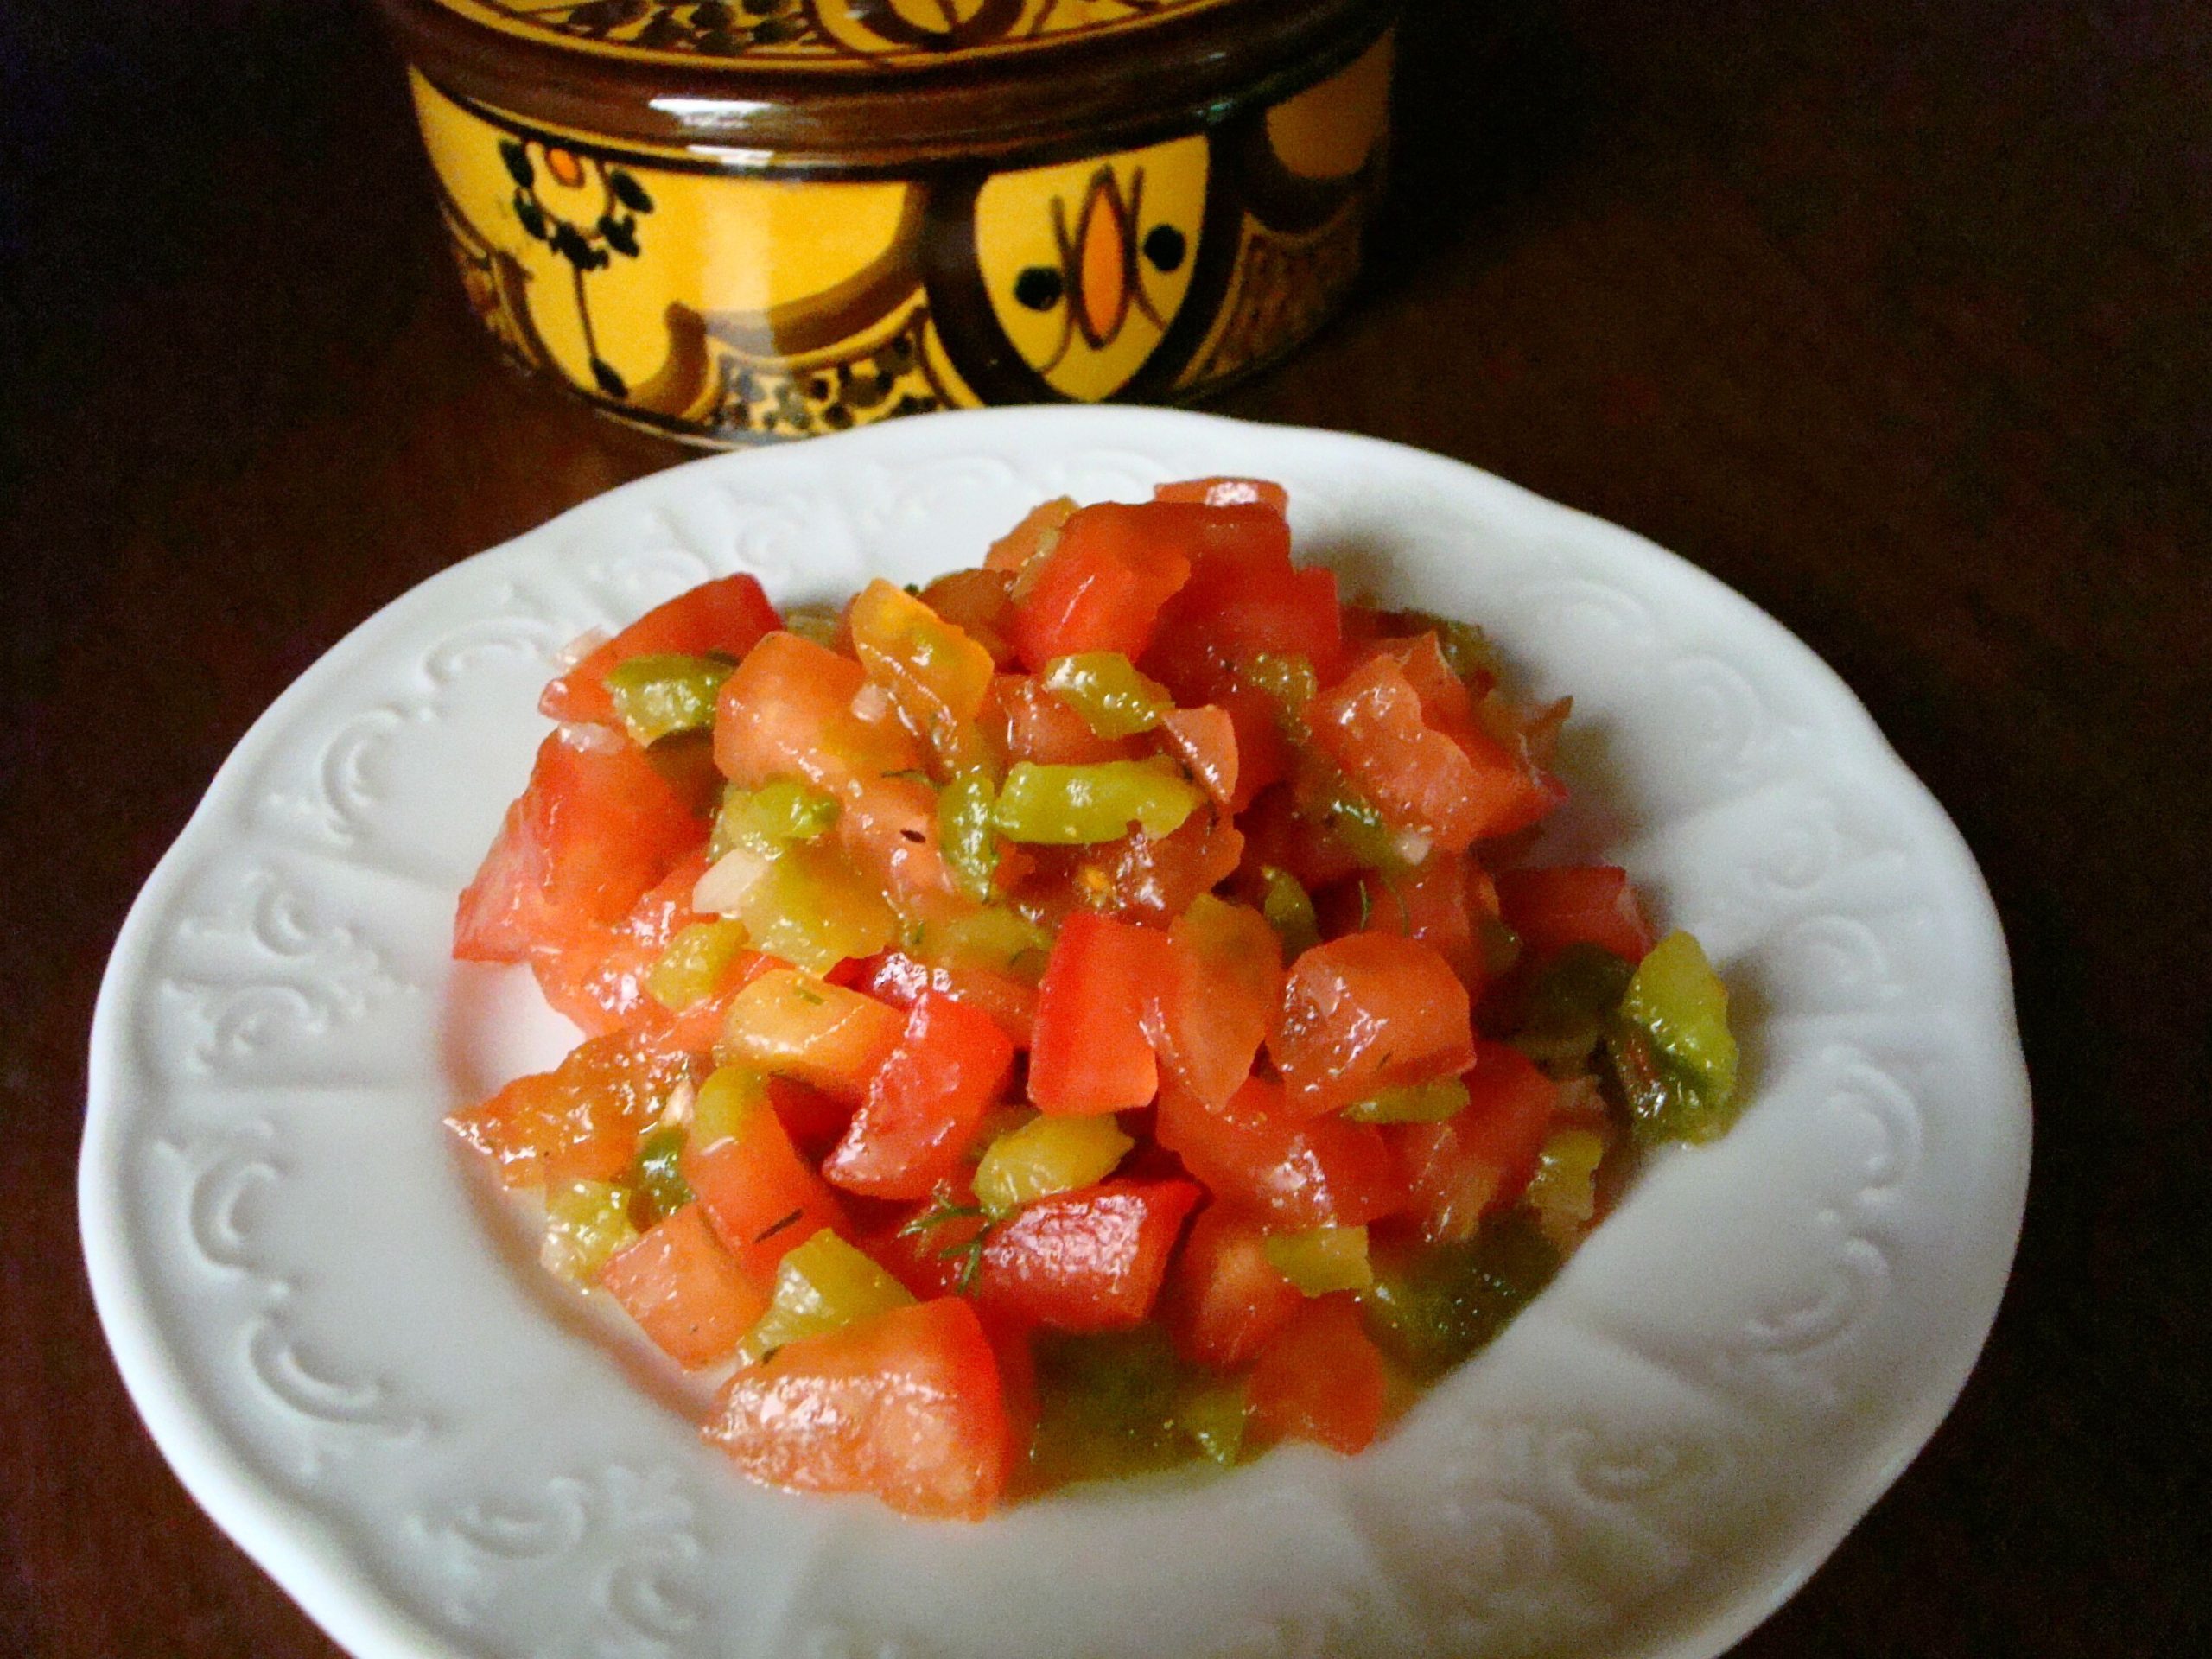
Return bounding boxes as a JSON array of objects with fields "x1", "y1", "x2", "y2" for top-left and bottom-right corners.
[{"x1": 83, "y1": 406, "x2": 2030, "y2": 1659}]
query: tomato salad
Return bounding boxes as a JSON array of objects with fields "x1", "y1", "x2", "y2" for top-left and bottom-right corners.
[{"x1": 448, "y1": 480, "x2": 1739, "y2": 1520}]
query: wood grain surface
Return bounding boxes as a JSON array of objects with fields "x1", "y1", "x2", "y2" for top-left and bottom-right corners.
[{"x1": 3, "y1": 2, "x2": 2205, "y2": 1654}]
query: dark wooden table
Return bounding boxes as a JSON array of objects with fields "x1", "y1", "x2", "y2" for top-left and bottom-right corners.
[{"x1": 4, "y1": 2, "x2": 2205, "y2": 1654}]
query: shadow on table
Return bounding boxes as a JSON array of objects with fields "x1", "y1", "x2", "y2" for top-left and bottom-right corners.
[{"x1": 1366, "y1": 0, "x2": 1608, "y2": 293}]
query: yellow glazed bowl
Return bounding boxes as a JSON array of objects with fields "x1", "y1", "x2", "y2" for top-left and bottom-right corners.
[{"x1": 377, "y1": 0, "x2": 1397, "y2": 445}]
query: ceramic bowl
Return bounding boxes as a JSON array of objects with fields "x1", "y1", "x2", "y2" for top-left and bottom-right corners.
[
  {"x1": 83, "y1": 406, "x2": 2030, "y2": 1658},
  {"x1": 374, "y1": 0, "x2": 1398, "y2": 445}
]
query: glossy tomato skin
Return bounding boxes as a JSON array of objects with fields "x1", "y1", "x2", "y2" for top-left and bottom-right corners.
[
  {"x1": 703, "y1": 1297, "x2": 1012, "y2": 1521},
  {"x1": 1269, "y1": 933, "x2": 1477, "y2": 1118},
  {"x1": 541, "y1": 573, "x2": 781, "y2": 728},
  {"x1": 976, "y1": 1178, "x2": 1201, "y2": 1333},
  {"x1": 529, "y1": 847, "x2": 712, "y2": 1037},
  {"x1": 1154, "y1": 1077, "x2": 1404, "y2": 1230},
  {"x1": 683, "y1": 1108, "x2": 852, "y2": 1282},
  {"x1": 599, "y1": 1204, "x2": 769, "y2": 1368},
  {"x1": 1144, "y1": 898, "x2": 1281, "y2": 1112},
  {"x1": 1306, "y1": 655, "x2": 1495, "y2": 855},
  {"x1": 822, "y1": 991, "x2": 1014, "y2": 1200},
  {"x1": 1154, "y1": 703, "x2": 1241, "y2": 808},
  {"x1": 1246, "y1": 1294, "x2": 1389, "y2": 1455},
  {"x1": 983, "y1": 673, "x2": 1135, "y2": 766},
  {"x1": 1011, "y1": 813, "x2": 1246, "y2": 932},
  {"x1": 1027, "y1": 912, "x2": 1171, "y2": 1114},
  {"x1": 454, "y1": 730, "x2": 702, "y2": 963},
  {"x1": 1153, "y1": 477, "x2": 1290, "y2": 515},
  {"x1": 1008, "y1": 502, "x2": 1198, "y2": 671},
  {"x1": 712, "y1": 630, "x2": 922, "y2": 791},
  {"x1": 1389, "y1": 1040, "x2": 1559, "y2": 1242},
  {"x1": 1160, "y1": 1204, "x2": 1303, "y2": 1370},
  {"x1": 1141, "y1": 507, "x2": 1344, "y2": 699},
  {"x1": 861, "y1": 950, "x2": 1038, "y2": 1050},
  {"x1": 446, "y1": 1032, "x2": 695, "y2": 1188},
  {"x1": 1320, "y1": 853, "x2": 1495, "y2": 999},
  {"x1": 1494, "y1": 866, "x2": 1656, "y2": 964}
]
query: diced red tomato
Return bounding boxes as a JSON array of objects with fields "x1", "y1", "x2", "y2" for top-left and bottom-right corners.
[
  {"x1": 1493, "y1": 865, "x2": 1656, "y2": 964},
  {"x1": 712, "y1": 630, "x2": 922, "y2": 791},
  {"x1": 983, "y1": 497, "x2": 1074, "y2": 575},
  {"x1": 867, "y1": 1188, "x2": 988, "y2": 1302},
  {"x1": 1027, "y1": 913, "x2": 1171, "y2": 1114},
  {"x1": 1246, "y1": 1294, "x2": 1388, "y2": 1455},
  {"x1": 764, "y1": 1076, "x2": 853, "y2": 1160},
  {"x1": 529, "y1": 847, "x2": 714, "y2": 1037},
  {"x1": 541, "y1": 573, "x2": 781, "y2": 728},
  {"x1": 1144, "y1": 896, "x2": 1281, "y2": 1111},
  {"x1": 976, "y1": 1178, "x2": 1201, "y2": 1332},
  {"x1": 1154, "y1": 1077, "x2": 1404, "y2": 1229},
  {"x1": 683, "y1": 1105, "x2": 851, "y2": 1281},
  {"x1": 1307, "y1": 652, "x2": 1557, "y2": 855},
  {"x1": 1160, "y1": 1205, "x2": 1303, "y2": 1369},
  {"x1": 1153, "y1": 477, "x2": 1290, "y2": 515},
  {"x1": 720, "y1": 969, "x2": 906, "y2": 1104},
  {"x1": 446, "y1": 1032, "x2": 693, "y2": 1188},
  {"x1": 918, "y1": 568, "x2": 1019, "y2": 669},
  {"x1": 703, "y1": 1298, "x2": 1012, "y2": 1521},
  {"x1": 862, "y1": 950, "x2": 1038, "y2": 1050},
  {"x1": 983, "y1": 673, "x2": 1136, "y2": 766},
  {"x1": 1320, "y1": 852, "x2": 1491, "y2": 1000},
  {"x1": 1008, "y1": 502, "x2": 1199, "y2": 671},
  {"x1": 1269, "y1": 933, "x2": 1476, "y2": 1119},
  {"x1": 1154, "y1": 704, "x2": 1240, "y2": 807},
  {"x1": 1389, "y1": 1041, "x2": 1559, "y2": 1241},
  {"x1": 599, "y1": 1204, "x2": 769, "y2": 1368},
  {"x1": 833, "y1": 773, "x2": 961, "y2": 916},
  {"x1": 1233, "y1": 779, "x2": 1366, "y2": 893},
  {"x1": 821, "y1": 992, "x2": 1014, "y2": 1200},
  {"x1": 454, "y1": 730, "x2": 703, "y2": 963},
  {"x1": 1141, "y1": 509, "x2": 1343, "y2": 699},
  {"x1": 1010, "y1": 810, "x2": 1246, "y2": 932}
]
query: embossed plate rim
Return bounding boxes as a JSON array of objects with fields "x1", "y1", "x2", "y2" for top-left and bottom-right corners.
[{"x1": 83, "y1": 404, "x2": 2031, "y2": 1659}]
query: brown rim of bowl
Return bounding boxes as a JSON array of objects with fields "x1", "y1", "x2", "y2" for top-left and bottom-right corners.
[{"x1": 373, "y1": 0, "x2": 1399, "y2": 172}]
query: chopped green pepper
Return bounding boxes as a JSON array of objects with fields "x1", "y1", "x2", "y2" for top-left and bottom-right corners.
[
  {"x1": 709, "y1": 778, "x2": 840, "y2": 861},
  {"x1": 1524, "y1": 1127, "x2": 1605, "y2": 1249},
  {"x1": 1242, "y1": 652, "x2": 1319, "y2": 735},
  {"x1": 1042, "y1": 652, "x2": 1174, "y2": 739},
  {"x1": 992, "y1": 760, "x2": 1205, "y2": 844},
  {"x1": 628, "y1": 1126, "x2": 695, "y2": 1224},
  {"x1": 645, "y1": 918, "x2": 751, "y2": 1011},
  {"x1": 1342, "y1": 1077, "x2": 1471, "y2": 1123},
  {"x1": 1359, "y1": 1214, "x2": 1560, "y2": 1380},
  {"x1": 1264, "y1": 1225, "x2": 1375, "y2": 1294},
  {"x1": 602, "y1": 652, "x2": 734, "y2": 747},
  {"x1": 779, "y1": 604, "x2": 842, "y2": 648},
  {"x1": 937, "y1": 771, "x2": 1001, "y2": 902},
  {"x1": 1606, "y1": 931, "x2": 1738, "y2": 1145},
  {"x1": 1178, "y1": 1382, "x2": 1250, "y2": 1467},
  {"x1": 1027, "y1": 1329, "x2": 1249, "y2": 1485},
  {"x1": 540, "y1": 1178, "x2": 639, "y2": 1287},
  {"x1": 1313, "y1": 779, "x2": 1413, "y2": 870},
  {"x1": 1257, "y1": 865, "x2": 1322, "y2": 960},
  {"x1": 918, "y1": 905, "x2": 1052, "y2": 980},
  {"x1": 689, "y1": 1064, "x2": 771, "y2": 1148},
  {"x1": 734, "y1": 842, "x2": 898, "y2": 976},
  {"x1": 741, "y1": 1228, "x2": 914, "y2": 1362},
  {"x1": 974, "y1": 1115, "x2": 1135, "y2": 1220},
  {"x1": 1510, "y1": 941, "x2": 1636, "y2": 1066}
]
